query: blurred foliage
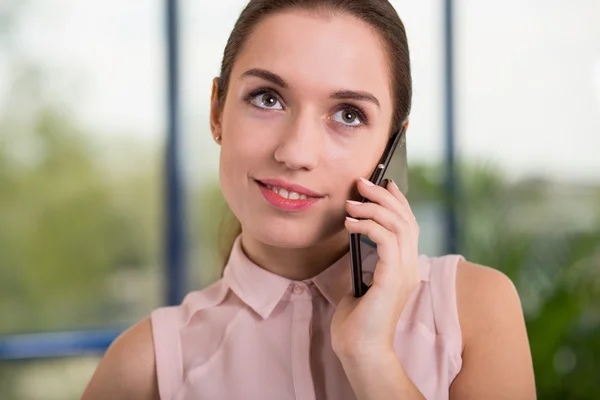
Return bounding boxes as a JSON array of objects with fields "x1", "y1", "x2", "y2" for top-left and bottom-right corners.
[
  {"x1": 0, "y1": 104, "x2": 149, "y2": 332},
  {"x1": 0, "y1": 4, "x2": 161, "y2": 397},
  {"x1": 0, "y1": 38, "x2": 160, "y2": 335}
]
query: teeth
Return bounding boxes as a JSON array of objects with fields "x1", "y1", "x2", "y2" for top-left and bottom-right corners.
[{"x1": 263, "y1": 183, "x2": 308, "y2": 200}]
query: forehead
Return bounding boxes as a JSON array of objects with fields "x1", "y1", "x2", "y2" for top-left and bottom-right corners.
[{"x1": 232, "y1": 10, "x2": 392, "y2": 105}]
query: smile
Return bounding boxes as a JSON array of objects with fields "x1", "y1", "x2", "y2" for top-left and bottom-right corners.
[
  {"x1": 255, "y1": 180, "x2": 323, "y2": 212},
  {"x1": 264, "y1": 184, "x2": 309, "y2": 200}
]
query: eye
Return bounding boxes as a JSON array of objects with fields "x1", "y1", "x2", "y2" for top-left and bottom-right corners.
[
  {"x1": 332, "y1": 108, "x2": 364, "y2": 127},
  {"x1": 248, "y1": 91, "x2": 283, "y2": 110}
]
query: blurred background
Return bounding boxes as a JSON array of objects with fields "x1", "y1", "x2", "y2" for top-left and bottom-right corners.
[{"x1": 0, "y1": 0, "x2": 599, "y2": 399}]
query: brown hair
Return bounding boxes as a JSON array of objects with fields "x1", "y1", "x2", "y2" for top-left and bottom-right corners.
[{"x1": 216, "y1": 0, "x2": 412, "y2": 267}]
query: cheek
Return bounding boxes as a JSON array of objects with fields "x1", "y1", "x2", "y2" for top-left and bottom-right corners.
[
  {"x1": 218, "y1": 108, "x2": 277, "y2": 204},
  {"x1": 326, "y1": 142, "x2": 380, "y2": 189},
  {"x1": 222, "y1": 102, "x2": 280, "y2": 154},
  {"x1": 219, "y1": 121, "x2": 253, "y2": 191}
]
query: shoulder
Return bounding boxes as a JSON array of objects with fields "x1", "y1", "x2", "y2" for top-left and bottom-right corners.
[
  {"x1": 81, "y1": 318, "x2": 159, "y2": 400},
  {"x1": 455, "y1": 258, "x2": 518, "y2": 309},
  {"x1": 450, "y1": 259, "x2": 536, "y2": 398},
  {"x1": 455, "y1": 259, "x2": 522, "y2": 346},
  {"x1": 81, "y1": 281, "x2": 234, "y2": 400}
]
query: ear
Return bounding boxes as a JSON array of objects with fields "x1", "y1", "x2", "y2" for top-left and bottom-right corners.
[{"x1": 210, "y1": 77, "x2": 223, "y2": 142}]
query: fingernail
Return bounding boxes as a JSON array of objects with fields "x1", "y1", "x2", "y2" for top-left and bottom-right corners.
[
  {"x1": 346, "y1": 216, "x2": 360, "y2": 222},
  {"x1": 379, "y1": 179, "x2": 389, "y2": 188},
  {"x1": 360, "y1": 177, "x2": 375, "y2": 186},
  {"x1": 391, "y1": 179, "x2": 399, "y2": 190},
  {"x1": 346, "y1": 200, "x2": 362, "y2": 205}
]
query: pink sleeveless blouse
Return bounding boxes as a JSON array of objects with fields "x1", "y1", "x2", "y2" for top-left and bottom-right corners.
[{"x1": 151, "y1": 235, "x2": 464, "y2": 400}]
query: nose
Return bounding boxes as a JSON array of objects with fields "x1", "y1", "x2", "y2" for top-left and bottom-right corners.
[{"x1": 273, "y1": 111, "x2": 322, "y2": 171}]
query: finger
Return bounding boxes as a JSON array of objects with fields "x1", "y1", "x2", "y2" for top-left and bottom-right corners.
[
  {"x1": 346, "y1": 200, "x2": 417, "y2": 276},
  {"x1": 346, "y1": 200, "x2": 410, "y2": 235},
  {"x1": 346, "y1": 216, "x2": 418, "y2": 292},
  {"x1": 345, "y1": 217, "x2": 399, "y2": 280},
  {"x1": 357, "y1": 177, "x2": 401, "y2": 213},
  {"x1": 386, "y1": 180, "x2": 419, "y2": 235},
  {"x1": 357, "y1": 178, "x2": 417, "y2": 228},
  {"x1": 386, "y1": 179, "x2": 413, "y2": 214}
]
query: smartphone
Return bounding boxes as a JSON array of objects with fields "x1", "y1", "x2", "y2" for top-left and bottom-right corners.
[{"x1": 350, "y1": 124, "x2": 407, "y2": 297}]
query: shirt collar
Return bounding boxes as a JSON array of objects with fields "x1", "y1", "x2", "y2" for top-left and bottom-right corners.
[
  {"x1": 222, "y1": 235, "x2": 291, "y2": 319},
  {"x1": 311, "y1": 240, "x2": 378, "y2": 308},
  {"x1": 222, "y1": 234, "x2": 430, "y2": 319}
]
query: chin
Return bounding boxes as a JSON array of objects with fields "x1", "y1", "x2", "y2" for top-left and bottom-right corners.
[{"x1": 243, "y1": 216, "x2": 335, "y2": 249}]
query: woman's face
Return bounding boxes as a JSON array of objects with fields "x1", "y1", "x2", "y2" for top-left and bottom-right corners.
[{"x1": 212, "y1": 11, "x2": 395, "y2": 249}]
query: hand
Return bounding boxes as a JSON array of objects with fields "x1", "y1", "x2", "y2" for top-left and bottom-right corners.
[{"x1": 331, "y1": 177, "x2": 422, "y2": 360}]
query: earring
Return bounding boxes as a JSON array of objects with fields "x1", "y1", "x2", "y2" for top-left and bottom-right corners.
[{"x1": 215, "y1": 135, "x2": 222, "y2": 143}]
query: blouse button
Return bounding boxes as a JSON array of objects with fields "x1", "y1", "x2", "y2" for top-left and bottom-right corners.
[{"x1": 292, "y1": 283, "x2": 305, "y2": 294}]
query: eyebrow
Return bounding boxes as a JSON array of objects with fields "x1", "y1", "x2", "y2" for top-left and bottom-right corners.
[
  {"x1": 330, "y1": 90, "x2": 380, "y2": 109},
  {"x1": 241, "y1": 68, "x2": 380, "y2": 109},
  {"x1": 241, "y1": 68, "x2": 289, "y2": 88}
]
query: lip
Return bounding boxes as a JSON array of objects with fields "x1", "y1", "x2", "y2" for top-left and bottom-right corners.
[
  {"x1": 256, "y1": 178, "x2": 324, "y2": 198},
  {"x1": 255, "y1": 180, "x2": 323, "y2": 212}
]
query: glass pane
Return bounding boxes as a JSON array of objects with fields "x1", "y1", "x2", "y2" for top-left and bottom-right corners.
[
  {"x1": 0, "y1": 0, "x2": 163, "y2": 334},
  {"x1": 181, "y1": 0, "x2": 448, "y2": 293},
  {"x1": 180, "y1": 0, "x2": 249, "y2": 290},
  {"x1": 0, "y1": 357, "x2": 99, "y2": 400},
  {"x1": 457, "y1": 1, "x2": 600, "y2": 397}
]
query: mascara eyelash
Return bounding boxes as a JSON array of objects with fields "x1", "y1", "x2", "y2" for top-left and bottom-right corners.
[
  {"x1": 335, "y1": 103, "x2": 369, "y2": 127},
  {"x1": 244, "y1": 87, "x2": 284, "y2": 109}
]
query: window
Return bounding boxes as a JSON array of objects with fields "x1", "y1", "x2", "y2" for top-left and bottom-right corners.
[{"x1": 0, "y1": 1, "x2": 163, "y2": 397}]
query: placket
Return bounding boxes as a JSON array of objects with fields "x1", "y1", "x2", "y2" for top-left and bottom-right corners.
[{"x1": 290, "y1": 282, "x2": 316, "y2": 400}]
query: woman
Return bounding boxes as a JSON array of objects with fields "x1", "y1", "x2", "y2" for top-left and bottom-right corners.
[{"x1": 82, "y1": 1, "x2": 536, "y2": 399}]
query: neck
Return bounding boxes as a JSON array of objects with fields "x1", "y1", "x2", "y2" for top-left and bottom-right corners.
[{"x1": 240, "y1": 230, "x2": 350, "y2": 281}]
